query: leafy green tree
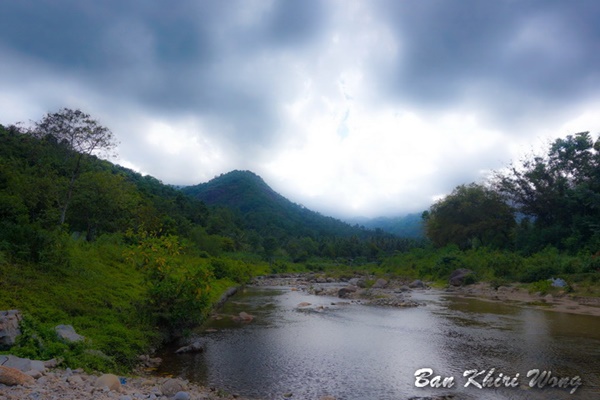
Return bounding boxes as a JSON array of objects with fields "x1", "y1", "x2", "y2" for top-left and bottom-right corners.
[
  {"x1": 494, "y1": 132, "x2": 600, "y2": 251},
  {"x1": 424, "y1": 183, "x2": 515, "y2": 250},
  {"x1": 69, "y1": 171, "x2": 142, "y2": 240},
  {"x1": 33, "y1": 108, "x2": 117, "y2": 225}
]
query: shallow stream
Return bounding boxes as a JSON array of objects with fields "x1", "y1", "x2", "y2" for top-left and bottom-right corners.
[{"x1": 157, "y1": 287, "x2": 600, "y2": 399}]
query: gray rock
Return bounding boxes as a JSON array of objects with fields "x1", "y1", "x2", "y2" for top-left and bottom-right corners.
[
  {"x1": 173, "y1": 391, "x2": 191, "y2": 400},
  {"x1": 372, "y1": 278, "x2": 388, "y2": 288},
  {"x1": 55, "y1": 324, "x2": 85, "y2": 343},
  {"x1": 0, "y1": 355, "x2": 45, "y2": 373},
  {"x1": 43, "y1": 358, "x2": 59, "y2": 368},
  {"x1": 448, "y1": 269, "x2": 475, "y2": 286},
  {"x1": 25, "y1": 369, "x2": 43, "y2": 379},
  {"x1": 408, "y1": 280, "x2": 426, "y2": 289},
  {"x1": 338, "y1": 287, "x2": 356, "y2": 299},
  {"x1": 0, "y1": 310, "x2": 22, "y2": 349},
  {"x1": 175, "y1": 341, "x2": 204, "y2": 354},
  {"x1": 161, "y1": 378, "x2": 186, "y2": 397},
  {"x1": 67, "y1": 375, "x2": 83, "y2": 385}
]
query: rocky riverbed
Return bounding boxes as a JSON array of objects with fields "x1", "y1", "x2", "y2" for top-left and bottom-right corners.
[
  {"x1": 0, "y1": 355, "x2": 253, "y2": 400},
  {"x1": 251, "y1": 272, "x2": 426, "y2": 309},
  {"x1": 251, "y1": 272, "x2": 600, "y2": 316}
]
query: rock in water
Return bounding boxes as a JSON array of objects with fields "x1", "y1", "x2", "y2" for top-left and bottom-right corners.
[
  {"x1": 94, "y1": 373, "x2": 121, "y2": 391},
  {"x1": 0, "y1": 365, "x2": 35, "y2": 386},
  {"x1": 238, "y1": 311, "x2": 254, "y2": 322},
  {"x1": 175, "y1": 341, "x2": 204, "y2": 354}
]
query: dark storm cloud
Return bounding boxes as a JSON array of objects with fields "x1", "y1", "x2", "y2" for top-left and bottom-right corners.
[
  {"x1": 0, "y1": 0, "x2": 327, "y2": 151},
  {"x1": 373, "y1": 0, "x2": 600, "y2": 126},
  {"x1": 1, "y1": 0, "x2": 599, "y2": 216}
]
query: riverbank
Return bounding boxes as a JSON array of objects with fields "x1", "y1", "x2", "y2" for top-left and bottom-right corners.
[
  {"x1": 445, "y1": 282, "x2": 600, "y2": 317},
  {"x1": 0, "y1": 365, "x2": 256, "y2": 400},
  {"x1": 251, "y1": 273, "x2": 600, "y2": 317}
]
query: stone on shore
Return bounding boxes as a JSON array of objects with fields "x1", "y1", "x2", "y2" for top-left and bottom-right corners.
[
  {"x1": 409, "y1": 279, "x2": 426, "y2": 289},
  {"x1": 161, "y1": 377, "x2": 187, "y2": 396},
  {"x1": 94, "y1": 373, "x2": 121, "y2": 391},
  {"x1": 372, "y1": 278, "x2": 388, "y2": 288},
  {"x1": 0, "y1": 365, "x2": 35, "y2": 386}
]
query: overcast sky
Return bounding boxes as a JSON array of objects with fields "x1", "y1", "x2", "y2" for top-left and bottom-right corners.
[{"x1": 1, "y1": 1, "x2": 599, "y2": 218}]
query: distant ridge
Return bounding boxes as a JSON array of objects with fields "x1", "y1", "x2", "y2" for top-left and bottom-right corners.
[
  {"x1": 182, "y1": 170, "x2": 367, "y2": 238},
  {"x1": 347, "y1": 213, "x2": 425, "y2": 238}
]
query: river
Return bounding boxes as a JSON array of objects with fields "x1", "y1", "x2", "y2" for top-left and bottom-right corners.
[{"x1": 157, "y1": 286, "x2": 600, "y2": 399}]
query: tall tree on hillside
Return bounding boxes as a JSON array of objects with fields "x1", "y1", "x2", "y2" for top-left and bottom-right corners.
[
  {"x1": 424, "y1": 183, "x2": 515, "y2": 250},
  {"x1": 494, "y1": 132, "x2": 600, "y2": 251},
  {"x1": 33, "y1": 108, "x2": 117, "y2": 225}
]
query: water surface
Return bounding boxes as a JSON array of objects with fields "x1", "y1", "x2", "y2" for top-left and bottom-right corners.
[{"x1": 157, "y1": 287, "x2": 600, "y2": 399}]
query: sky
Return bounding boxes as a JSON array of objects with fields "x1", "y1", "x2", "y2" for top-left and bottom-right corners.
[{"x1": 1, "y1": 0, "x2": 599, "y2": 219}]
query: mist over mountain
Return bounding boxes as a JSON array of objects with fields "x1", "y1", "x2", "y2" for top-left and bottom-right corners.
[{"x1": 346, "y1": 214, "x2": 425, "y2": 239}]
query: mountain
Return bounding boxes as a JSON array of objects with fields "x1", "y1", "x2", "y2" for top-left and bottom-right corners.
[
  {"x1": 182, "y1": 170, "x2": 368, "y2": 239},
  {"x1": 347, "y1": 213, "x2": 426, "y2": 238}
]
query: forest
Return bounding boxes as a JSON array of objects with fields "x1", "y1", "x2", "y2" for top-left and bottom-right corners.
[{"x1": 1, "y1": 108, "x2": 599, "y2": 372}]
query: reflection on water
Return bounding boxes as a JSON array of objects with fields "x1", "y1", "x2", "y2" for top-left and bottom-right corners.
[{"x1": 157, "y1": 287, "x2": 600, "y2": 399}]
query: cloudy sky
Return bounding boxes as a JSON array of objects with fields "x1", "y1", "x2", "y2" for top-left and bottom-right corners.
[{"x1": 1, "y1": 1, "x2": 599, "y2": 218}]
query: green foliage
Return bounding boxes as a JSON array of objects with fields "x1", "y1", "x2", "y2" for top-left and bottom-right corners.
[
  {"x1": 495, "y1": 132, "x2": 600, "y2": 252},
  {"x1": 10, "y1": 315, "x2": 118, "y2": 372},
  {"x1": 425, "y1": 183, "x2": 515, "y2": 250},
  {"x1": 210, "y1": 258, "x2": 252, "y2": 283},
  {"x1": 124, "y1": 231, "x2": 214, "y2": 331},
  {"x1": 528, "y1": 280, "x2": 554, "y2": 295}
]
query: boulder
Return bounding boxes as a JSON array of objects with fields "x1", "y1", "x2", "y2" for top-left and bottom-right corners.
[
  {"x1": 55, "y1": 324, "x2": 84, "y2": 343},
  {"x1": 94, "y1": 373, "x2": 121, "y2": 391},
  {"x1": 0, "y1": 365, "x2": 35, "y2": 386},
  {"x1": 0, "y1": 310, "x2": 22, "y2": 349},
  {"x1": 448, "y1": 269, "x2": 475, "y2": 286},
  {"x1": 161, "y1": 378, "x2": 187, "y2": 397},
  {"x1": 174, "y1": 392, "x2": 191, "y2": 400},
  {"x1": 0, "y1": 355, "x2": 47, "y2": 374},
  {"x1": 297, "y1": 302, "x2": 312, "y2": 308},
  {"x1": 372, "y1": 278, "x2": 388, "y2": 289},
  {"x1": 175, "y1": 341, "x2": 204, "y2": 354},
  {"x1": 408, "y1": 280, "x2": 426, "y2": 289},
  {"x1": 338, "y1": 287, "x2": 356, "y2": 299}
]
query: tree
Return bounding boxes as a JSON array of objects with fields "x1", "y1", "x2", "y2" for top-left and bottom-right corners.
[
  {"x1": 494, "y1": 132, "x2": 600, "y2": 251},
  {"x1": 33, "y1": 108, "x2": 117, "y2": 225},
  {"x1": 424, "y1": 183, "x2": 515, "y2": 250}
]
